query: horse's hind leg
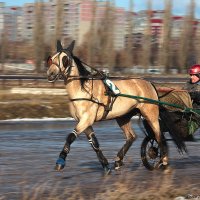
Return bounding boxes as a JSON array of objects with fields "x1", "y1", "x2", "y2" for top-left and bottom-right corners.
[
  {"x1": 115, "y1": 116, "x2": 136, "y2": 169},
  {"x1": 141, "y1": 105, "x2": 169, "y2": 168},
  {"x1": 84, "y1": 126, "x2": 111, "y2": 174}
]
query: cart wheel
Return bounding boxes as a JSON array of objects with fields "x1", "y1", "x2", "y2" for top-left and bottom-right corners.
[{"x1": 141, "y1": 136, "x2": 168, "y2": 170}]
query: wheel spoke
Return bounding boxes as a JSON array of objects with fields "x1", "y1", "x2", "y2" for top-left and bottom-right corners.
[{"x1": 141, "y1": 136, "x2": 168, "y2": 170}]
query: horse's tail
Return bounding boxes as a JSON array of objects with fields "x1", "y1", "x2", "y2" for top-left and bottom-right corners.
[{"x1": 159, "y1": 107, "x2": 187, "y2": 153}]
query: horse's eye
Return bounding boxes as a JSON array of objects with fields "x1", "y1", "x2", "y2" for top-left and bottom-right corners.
[
  {"x1": 62, "y1": 56, "x2": 69, "y2": 68},
  {"x1": 47, "y1": 56, "x2": 52, "y2": 67}
]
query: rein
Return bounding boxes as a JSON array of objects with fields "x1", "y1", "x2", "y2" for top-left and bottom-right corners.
[
  {"x1": 50, "y1": 50, "x2": 150, "y2": 83},
  {"x1": 53, "y1": 51, "x2": 143, "y2": 81},
  {"x1": 60, "y1": 74, "x2": 144, "y2": 81}
]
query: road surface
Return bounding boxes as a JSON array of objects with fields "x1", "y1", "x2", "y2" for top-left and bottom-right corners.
[{"x1": 0, "y1": 119, "x2": 200, "y2": 199}]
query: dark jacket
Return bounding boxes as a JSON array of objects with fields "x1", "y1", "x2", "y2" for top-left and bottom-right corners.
[{"x1": 184, "y1": 81, "x2": 200, "y2": 109}]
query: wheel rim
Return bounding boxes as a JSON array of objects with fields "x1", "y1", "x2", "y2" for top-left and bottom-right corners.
[{"x1": 145, "y1": 138, "x2": 161, "y2": 168}]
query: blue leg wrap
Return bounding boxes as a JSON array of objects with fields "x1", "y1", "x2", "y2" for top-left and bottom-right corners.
[
  {"x1": 55, "y1": 157, "x2": 65, "y2": 171},
  {"x1": 55, "y1": 130, "x2": 77, "y2": 171}
]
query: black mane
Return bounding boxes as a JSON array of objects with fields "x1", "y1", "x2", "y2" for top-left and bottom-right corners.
[{"x1": 72, "y1": 55, "x2": 91, "y2": 89}]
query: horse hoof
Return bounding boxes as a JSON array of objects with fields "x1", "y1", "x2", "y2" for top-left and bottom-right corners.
[
  {"x1": 55, "y1": 158, "x2": 65, "y2": 171},
  {"x1": 114, "y1": 160, "x2": 123, "y2": 170},
  {"x1": 104, "y1": 166, "x2": 111, "y2": 175},
  {"x1": 158, "y1": 163, "x2": 172, "y2": 173},
  {"x1": 163, "y1": 165, "x2": 173, "y2": 174}
]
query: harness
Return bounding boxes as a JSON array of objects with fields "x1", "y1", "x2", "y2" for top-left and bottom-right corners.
[
  {"x1": 70, "y1": 78, "x2": 120, "y2": 119},
  {"x1": 50, "y1": 51, "x2": 120, "y2": 119}
]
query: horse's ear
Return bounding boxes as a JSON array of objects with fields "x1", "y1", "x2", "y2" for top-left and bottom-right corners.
[
  {"x1": 66, "y1": 40, "x2": 75, "y2": 53},
  {"x1": 57, "y1": 40, "x2": 63, "y2": 52}
]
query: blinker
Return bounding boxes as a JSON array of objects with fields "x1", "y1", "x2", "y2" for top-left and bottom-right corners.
[
  {"x1": 47, "y1": 56, "x2": 52, "y2": 67},
  {"x1": 62, "y1": 56, "x2": 69, "y2": 68}
]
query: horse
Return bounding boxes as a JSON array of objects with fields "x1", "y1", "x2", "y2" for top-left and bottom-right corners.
[{"x1": 46, "y1": 40, "x2": 168, "y2": 174}]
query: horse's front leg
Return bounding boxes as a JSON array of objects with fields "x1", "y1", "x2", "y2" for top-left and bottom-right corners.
[
  {"x1": 84, "y1": 126, "x2": 111, "y2": 174},
  {"x1": 55, "y1": 129, "x2": 78, "y2": 171},
  {"x1": 55, "y1": 115, "x2": 109, "y2": 173},
  {"x1": 115, "y1": 116, "x2": 136, "y2": 169},
  {"x1": 55, "y1": 116, "x2": 93, "y2": 171}
]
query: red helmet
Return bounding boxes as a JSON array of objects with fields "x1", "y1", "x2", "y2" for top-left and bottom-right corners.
[{"x1": 189, "y1": 64, "x2": 200, "y2": 75}]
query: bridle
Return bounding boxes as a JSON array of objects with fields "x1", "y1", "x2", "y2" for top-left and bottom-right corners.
[
  {"x1": 47, "y1": 51, "x2": 107, "y2": 83},
  {"x1": 47, "y1": 51, "x2": 73, "y2": 82}
]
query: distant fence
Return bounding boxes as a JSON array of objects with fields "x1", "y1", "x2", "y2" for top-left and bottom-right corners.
[
  {"x1": 0, "y1": 75, "x2": 63, "y2": 88},
  {"x1": 0, "y1": 74, "x2": 187, "y2": 89}
]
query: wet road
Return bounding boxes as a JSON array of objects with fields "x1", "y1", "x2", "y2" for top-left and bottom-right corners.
[{"x1": 0, "y1": 119, "x2": 200, "y2": 200}]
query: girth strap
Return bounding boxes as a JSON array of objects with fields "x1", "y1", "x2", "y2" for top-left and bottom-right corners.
[
  {"x1": 70, "y1": 94, "x2": 117, "y2": 120},
  {"x1": 70, "y1": 97, "x2": 105, "y2": 107}
]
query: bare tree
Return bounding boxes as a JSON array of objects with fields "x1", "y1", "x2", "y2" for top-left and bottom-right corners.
[
  {"x1": 195, "y1": 21, "x2": 200, "y2": 64},
  {"x1": 87, "y1": 0, "x2": 97, "y2": 66},
  {"x1": 55, "y1": 0, "x2": 64, "y2": 40},
  {"x1": 107, "y1": 0, "x2": 115, "y2": 70},
  {"x1": 125, "y1": 0, "x2": 134, "y2": 68},
  {"x1": 187, "y1": 0, "x2": 196, "y2": 66},
  {"x1": 178, "y1": 0, "x2": 195, "y2": 72},
  {"x1": 0, "y1": 32, "x2": 8, "y2": 72},
  {"x1": 34, "y1": 0, "x2": 45, "y2": 72},
  {"x1": 141, "y1": 0, "x2": 152, "y2": 70},
  {"x1": 158, "y1": 0, "x2": 172, "y2": 73},
  {"x1": 97, "y1": 0, "x2": 115, "y2": 69}
]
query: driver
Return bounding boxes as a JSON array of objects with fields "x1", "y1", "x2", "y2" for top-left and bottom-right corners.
[{"x1": 184, "y1": 64, "x2": 200, "y2": 109}]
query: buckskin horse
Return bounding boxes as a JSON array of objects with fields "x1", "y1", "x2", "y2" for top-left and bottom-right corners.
[{"x1": 46, "y1": 40, "x2": 168, "y2": 174}]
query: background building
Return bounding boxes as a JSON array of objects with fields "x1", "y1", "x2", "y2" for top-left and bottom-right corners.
[
  {"x1": 2, "y1": 0, "x2": 199, "y2": 49},
  {"x1": 1, "y1": 0, "x2": 200, "y2": 73}
]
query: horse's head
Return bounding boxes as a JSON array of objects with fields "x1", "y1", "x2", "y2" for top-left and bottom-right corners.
[{"x1": 47, "y1": 40, "x2": 75, "y2": 82}]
